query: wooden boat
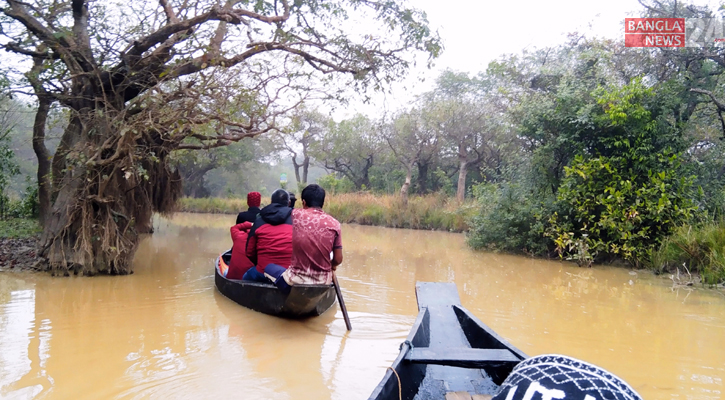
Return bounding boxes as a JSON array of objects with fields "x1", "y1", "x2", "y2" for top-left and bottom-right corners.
[
  {"x1": 368, "y1": 282, "x2": 528, "y2": 400},
  {"x1": 214, "y1": 250, "x2": 337, "y2": 318}
]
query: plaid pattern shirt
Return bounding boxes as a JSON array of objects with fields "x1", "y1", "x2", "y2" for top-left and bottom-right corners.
[{"x1": 283, "y1": 208, "x2": 342, "y2": 285}]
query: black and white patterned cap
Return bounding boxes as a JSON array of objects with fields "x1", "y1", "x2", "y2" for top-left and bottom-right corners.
[{"x1": 492, "y1": 354, "x2": 643, "y2": 400}]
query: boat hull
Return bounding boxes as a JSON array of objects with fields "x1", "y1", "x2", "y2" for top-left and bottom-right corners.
[
  {"x1": 214, "y1": 252, "x2": 336, "y2": 318},
  {"x1": 368, "y1": 282, "x2": 527, "y2": 400}
]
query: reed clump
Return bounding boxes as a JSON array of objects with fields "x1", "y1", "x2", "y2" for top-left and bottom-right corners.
[{"x1": 650, "y1": 221, "x2": 725, "y2": 285}]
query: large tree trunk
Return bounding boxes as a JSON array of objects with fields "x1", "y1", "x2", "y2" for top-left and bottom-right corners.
[
  {"x1": 456, "y1": 159, "x2": 468, "y2": 202},
  {"x1": 292, "y1": 155, "x2": 302, "y2": 186},
  {"x1": 32, "y1": 95, "x2": 52, "y2": 226},
  {"x1": 302, "y1": 155, "x2": 309, "y2": 186},
  {"x1": 27, "y1": 50, "x2": 54, "y2": 225},
  {"x1": 38, "y1": 108, "x2": 181, "y2": 275}
]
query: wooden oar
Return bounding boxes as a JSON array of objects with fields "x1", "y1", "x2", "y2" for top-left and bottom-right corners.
[{"x1": 332, "y1": 272, "x2": 352, "y2": 331}]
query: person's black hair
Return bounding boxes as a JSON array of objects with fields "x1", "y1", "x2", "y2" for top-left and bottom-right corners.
[
  {"x1": 270, "y1": 189, "x2": 290, "y2": 206},
  {"x1": 301, "y1": 184, "x2": 325, "y2": 208},
  {"x1": 288, "y1": 192, "x2": 297, "y2": 208}
]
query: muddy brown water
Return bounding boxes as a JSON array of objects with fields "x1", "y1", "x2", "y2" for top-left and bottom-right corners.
[{"x1": 1, "y1": 213, "x2": 724, "y2": 399}]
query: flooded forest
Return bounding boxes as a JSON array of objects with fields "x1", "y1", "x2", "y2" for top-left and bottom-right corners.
[{"x1": 1, "y1": 0, "x2": 725, "y2": 398}]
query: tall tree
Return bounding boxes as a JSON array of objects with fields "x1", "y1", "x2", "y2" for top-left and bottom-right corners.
[
  {"x1": 425, "y1": 71, "x2": 500, "y2": 202},
  {"x1": 1, "y1": 0, "x2": 441, "y2": 274},
  {"x1": 278, "y1": 107, "x2": 328, "y2": 187},
  {"x1": 314, "y1": 114, "x2": 383, "y2": 190},
  {"x1": 383, "y1": 108, "x2": 437, "y2": 204}
]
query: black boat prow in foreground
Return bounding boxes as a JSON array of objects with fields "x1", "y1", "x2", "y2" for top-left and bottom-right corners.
[
  {"x1": 214, "y1": 250, "x2": 336, "y2": 318},
  {"x1": 369, "y1": 282, "x2": 527, "y2": 400}
]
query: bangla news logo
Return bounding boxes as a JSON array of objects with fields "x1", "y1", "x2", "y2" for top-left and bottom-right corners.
[{"x1": 625, "y1": 18, "x2": 725, "y2": 47}]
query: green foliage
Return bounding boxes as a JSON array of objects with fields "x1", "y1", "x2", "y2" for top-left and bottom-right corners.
[
  {"x1": 547, "y1": 81, "x2": 696, "y2": 266},
  {"x1": 0, "y1": 128, "x2": 19, "y2": 219},
  {"x1": 0, "y1": 218, "x2": 41, "y2": 239},
  {"x1": 432, "y1": 168, "x2": 454, "y2": 196},
  {"x1": 0, "y1": 96, "x2": 40, "y2": 197},
  {"x1": 688, "y1": 141, "x2": 725, "y2": 218},
  {"x1": 467, "y1": 182, "x2": 555, "y2": 256},
  {"x1": 550, "y1": 155, "x2": 695, "y2": 265},
  {"x1": 317, "y1": 174, "x2": 355, "y2": 194},
  {"x1": 652, "y1": 222, "x2": 725, "y2": 284},
  {"x1": 514, "y1": 65, "x2": 601, "y2": 193},
  {"x1": 311, "y1": 114, "x2": 383, "y2": 190},
  {"x1": 15, "y1": 181, "x2": 39, "y2": 219}
]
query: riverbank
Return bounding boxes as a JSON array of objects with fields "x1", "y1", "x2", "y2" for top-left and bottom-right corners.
[
  {"x1": 178, "y1": 193, "x2": 475, "y2": 232},
  {"x1": 0, "y1": 218, "x2": 41, "y2": 271}
]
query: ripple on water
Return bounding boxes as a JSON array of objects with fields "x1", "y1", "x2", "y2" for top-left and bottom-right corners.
[{"x1": 320, "y1": 311, "x2": 416, "y2": 340}]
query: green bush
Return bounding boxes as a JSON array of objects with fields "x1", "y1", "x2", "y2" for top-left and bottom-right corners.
[
  {"x1": 0, "y1": 218, "x2": 40, "y2": 239},
  {"x1": 467, "y1": 182, "x2": 555, "y2": 256},
  {"x1": 18, "y1": 182, "x2": 39, "y2": 218},
  {"x1": 317, "y1": 174, "x2": 355, "y2": 194},
  {"x1": 542, "y1": 80, "x2": 695, "y2": 266},
  {"x1": 549, "y1": 155, "x2": 696, "y2": 266},
  {"x1": 1, "y1": 182, "x2": 40, "y2": 219}
]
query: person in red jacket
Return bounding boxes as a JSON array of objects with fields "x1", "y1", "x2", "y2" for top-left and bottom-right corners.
[
  {"x1": 227, "y1": 221, "x2": 255, "y2": 279},
  {"x1": 243, "y1": 189, "x2": 293, "y2": 282}
]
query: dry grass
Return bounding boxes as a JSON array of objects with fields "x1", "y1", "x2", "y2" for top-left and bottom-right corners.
[
  {"x1": 325, "y1": 193, "x2": 474, "y2": 232},
  {"x1": 177, "y1": 197, "x2": 249, "y2": 214},
  {"x1": 178, "y1": 193, "x2": 475, "y2": 232}
]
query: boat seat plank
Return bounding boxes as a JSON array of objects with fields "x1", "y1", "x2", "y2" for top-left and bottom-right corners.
[
  {"x1": 444, "y1": 392, "x2": 493, "y2": 400},
  {"x1": 406, "y1": 348, "x2": 520, "y2": 368},
  {"x1": 445, "y1": 392, "x2": 472, "y2": 400}
]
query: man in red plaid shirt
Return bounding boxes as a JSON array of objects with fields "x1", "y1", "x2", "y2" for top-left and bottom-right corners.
[{"x1": 282, "y1": 184, "x2": 343, "y2": 286}]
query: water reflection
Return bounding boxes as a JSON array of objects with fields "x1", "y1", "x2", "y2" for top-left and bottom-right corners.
[{"x1": 0, "y1": 213, "x2": 723, "y2": 399}]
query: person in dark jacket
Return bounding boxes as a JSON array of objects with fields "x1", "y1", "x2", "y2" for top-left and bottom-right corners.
[
  {"x1": 236, "y1": 191, "x2": 262, "y2": 224},
  {"x1": 243, "y1": 189, "x2": 293, "y2": 282}
]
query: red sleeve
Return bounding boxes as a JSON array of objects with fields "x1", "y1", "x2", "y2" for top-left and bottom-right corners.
[
  {"x1": 231, "y1": 224, "x2": 250, "y2": 243},
  {"x1": 230, "y1": 223, "x2": 248, "y2": 242},
  {"x1": 333, "y1": 226, "x2": 342, "y2": 249}
]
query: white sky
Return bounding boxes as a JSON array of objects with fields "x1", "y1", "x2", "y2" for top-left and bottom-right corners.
[
  {"x1": 335, "y1": 0, "x2": 722, "y2": 119},
  {"x1": 4, "y1": 0, "x2": 721, "y2": 120}
]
